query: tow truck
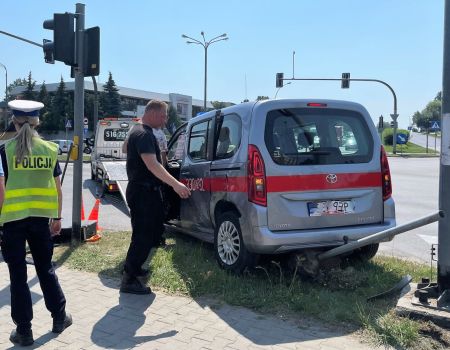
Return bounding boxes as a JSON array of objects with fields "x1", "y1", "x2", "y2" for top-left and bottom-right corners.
[{"x1": 90, "y1": 117, "x2": 140, "y2": 200}]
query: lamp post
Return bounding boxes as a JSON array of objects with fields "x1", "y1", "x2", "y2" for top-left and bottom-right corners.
[
  {"x1": 182, "y1": 32, "x2": 228, "y2": 111},
  {"x1": 0, "y1": 62, "x2": 7, "y2": 129},
  {"x1": 274, "y1": 81, "x2": 292, "y2": 99}
]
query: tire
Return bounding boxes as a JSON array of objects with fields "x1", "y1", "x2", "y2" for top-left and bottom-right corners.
[
  {"x1": 83, "y1": 146, "x2": 92, "y2": 154},
  {"x1": 58, "y1": 148, "x2": 62, "y2": 155},
  {"x1": 348, "y1": 243, "x2": 379, "y2": 262},
  {"x1": 214, "y1": 212, "x2": 257, "y2": 274}
]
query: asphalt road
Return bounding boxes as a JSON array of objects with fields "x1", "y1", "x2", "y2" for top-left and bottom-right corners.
[
  {"x1": 378, "y1": 157, "x2": 439, "y2": 264},
  {"x1": 61, "y1": 159, "x2": 441, "y2": 264},
  {"x1": 409, "y1": 131, "x2": 441, "y2": 153}
]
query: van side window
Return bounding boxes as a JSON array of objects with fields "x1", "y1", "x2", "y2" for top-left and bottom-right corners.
[
  {"x1": 215, "y1": 114, "x2": 242, "y2": 159},
  {"x1": 188, "y1": 120, "x2": 209, "y2": 161}
]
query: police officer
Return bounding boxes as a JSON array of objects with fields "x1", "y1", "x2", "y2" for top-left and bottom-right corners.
[
  {"x1": 0, "y1": 100, "x2": 72, "y2": 346},
  {"x1": 121, "y1": 99, "x2": 190, "y2": 294}
]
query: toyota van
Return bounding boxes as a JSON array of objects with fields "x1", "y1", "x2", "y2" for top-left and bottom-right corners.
[{"x1": 164, "y1": 99, "x2": 395, "y2": 273}]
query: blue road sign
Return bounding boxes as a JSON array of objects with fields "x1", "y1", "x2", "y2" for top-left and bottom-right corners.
[
  {"x1": 396, "y1": 133, "x2": 408, "y2": 145},
  {"x1": 65, "y1": 119, "x2": 72, "y2": 128},
  {"x1": 430, "y1": 120, "x2": 440, "y2": 130}
]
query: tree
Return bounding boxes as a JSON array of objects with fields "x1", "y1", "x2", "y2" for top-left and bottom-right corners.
[
  {"x1": 37, "y1": 82, "x2": 51, "y2": 118},
  {"x1": 42, "y1": 77, "x2": 70, "y2": 132},
  {"x1": 211, "y1": 101, "x2": 228, "y2": 109},
  {"x1": 21, "y1": 72, "x2": 37, "y2": 100},
  {"x1": 410, "y1": 93, "x2": 442, "y2": 130},
  {"x1": 6, "y1": 77, "x2": 27, "y2": 101},
  {"x1": 100, "y1": 72, "x2": 121, "y2": 117},
  {"x1": 256, "y1": 96, "x2": 269, "y2": 101}
]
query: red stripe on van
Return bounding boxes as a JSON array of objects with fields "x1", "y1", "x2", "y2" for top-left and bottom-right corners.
[
  {"x1": 266, "y1": 172, "x2": 381, "y2": 192},
  {"x1": 181, "y1": 173, "x2": 380, "y2": 193}
]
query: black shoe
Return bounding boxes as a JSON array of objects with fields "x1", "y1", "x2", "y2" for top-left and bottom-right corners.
[
  {"x1": 52, "y1": 313, "x2": 72, "y2": 334},
  {"x1": 10, "y1": 329, "x2": 34, "y2": 346},
  {"x1": 120, "y1": 273, "x2": 152, "y2": 294}
]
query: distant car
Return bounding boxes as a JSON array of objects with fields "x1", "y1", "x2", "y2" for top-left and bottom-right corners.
[{"x1": 50, "y1": 139, "x2": 73, "y2": 155}]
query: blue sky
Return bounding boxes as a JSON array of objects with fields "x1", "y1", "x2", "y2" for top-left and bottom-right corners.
[{"x1": 0, "y1": 0, "x2": 444, "y2": 128}]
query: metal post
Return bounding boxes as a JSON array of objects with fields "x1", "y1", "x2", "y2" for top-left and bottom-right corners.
[
  {"x1": 72, "y1": 2, "x2": 85, "y2": 242},
  {"x1": 0, "y1": 63, "x2": 7, "y2": 129},
  {"x1": 438, "y1": 0, "x2": 450, "y2": 293},
  {"x1": 204, "y1": 45, "x2": 207, "y2": 111},
  {"x1": 92, "y1": 76, "x2": 98, "y2": 135}
]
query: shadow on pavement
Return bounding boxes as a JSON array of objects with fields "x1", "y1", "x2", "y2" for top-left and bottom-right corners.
[{"x1": 90, "y1": 292, "x2": 177, "y2": 349}]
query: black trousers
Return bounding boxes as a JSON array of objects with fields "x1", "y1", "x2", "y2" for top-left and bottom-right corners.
[
  {"x1": 0, "y1": 217, "x2": 66, "y2": 332},
  {"x1": 124, "y1": 183, "x2": 164, "y2": 278}
]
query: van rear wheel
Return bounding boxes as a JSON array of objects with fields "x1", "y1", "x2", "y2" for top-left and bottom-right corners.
[{"x1": 214, "y1": 212, "x2": 256, "y2": 274}]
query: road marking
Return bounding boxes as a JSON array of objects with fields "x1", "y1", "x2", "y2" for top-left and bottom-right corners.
[{"x1": 417, "y1": 234, "x2": 437, "y2": 245}]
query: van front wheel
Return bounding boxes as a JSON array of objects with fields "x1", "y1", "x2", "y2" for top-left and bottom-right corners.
[{"x1": 214, "y1": 212, "x2": 256, "y2": 274}]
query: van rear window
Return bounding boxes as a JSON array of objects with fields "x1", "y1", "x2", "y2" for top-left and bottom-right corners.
[
  {"x1": 104, "y1": 128, "x2": 129, "y2": 141},
  {"x1": 264, "y1": 108, "x2": 373, "y2": 165}
]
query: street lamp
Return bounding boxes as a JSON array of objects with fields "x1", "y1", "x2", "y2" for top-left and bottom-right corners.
[
  {"x1": 274, "y1": 81, "x2": 292, "y2": 99},
  {"x1": 0, "y1": 62, "x2": 7, "y2": 129},
  {"x1": 182, "y1": 32, "x2": 228, "y2": 111}
]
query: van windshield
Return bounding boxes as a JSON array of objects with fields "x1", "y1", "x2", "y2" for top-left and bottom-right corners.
[{"x1": 264, "y1": 108, "x2": 373, "y2": 165}]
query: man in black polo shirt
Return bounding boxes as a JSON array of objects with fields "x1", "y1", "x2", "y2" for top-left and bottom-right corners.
[{"x1": 121, "y1": 100, "x2": 191, "y2": 294}]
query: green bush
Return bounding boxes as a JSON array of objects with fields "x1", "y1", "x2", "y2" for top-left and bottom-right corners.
[{"x1": 382, "y1": 128, "x2": 410, "y2": 146}]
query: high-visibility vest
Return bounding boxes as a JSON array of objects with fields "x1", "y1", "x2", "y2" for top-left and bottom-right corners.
[{"x1": 0, "y1": 138, "x2": 59, "y2": 224}]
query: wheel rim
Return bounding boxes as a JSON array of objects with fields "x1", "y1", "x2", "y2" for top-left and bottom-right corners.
[{"x1": 217, "y1": 220, "x2": 241, "y2": 266}]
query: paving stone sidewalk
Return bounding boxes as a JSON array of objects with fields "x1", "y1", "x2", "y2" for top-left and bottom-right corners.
[{"x1": 0, "y1": 258, "x2": 380, "y2": 349}]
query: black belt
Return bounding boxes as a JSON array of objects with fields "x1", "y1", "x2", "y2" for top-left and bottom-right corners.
[{"x1": 130, "y1": 181, "x2": 161, "y2": 191}]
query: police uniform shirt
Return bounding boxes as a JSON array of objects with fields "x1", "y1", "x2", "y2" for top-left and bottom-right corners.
[
  {"x1": 0, "y1": 146, "x2": 62, "y2": 182},
  {"x1": 126, "y1": 124, "x2": 162, "y2": 186}
]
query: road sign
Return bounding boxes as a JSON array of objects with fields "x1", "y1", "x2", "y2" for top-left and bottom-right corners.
[
  {"x1": 396, "y1": 133, "x2": 408, "y2": 145},
  {"x1": 65, "y1": 119, "x2": 72, "y2": 129},
  {"x1": 83, "y1": 117, "x2": 89, "y2": 126},
  {"x1": 430, "y1": 120, "x2": 440, "y2": 130}
]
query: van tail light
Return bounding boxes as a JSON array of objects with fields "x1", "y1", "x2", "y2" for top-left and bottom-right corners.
[
  {"x1": 380, "y1": 146, "x2": 392, "y2": 201},
  {"x1": 248, "y1": 144, "x2": 267, "y2": 206}
]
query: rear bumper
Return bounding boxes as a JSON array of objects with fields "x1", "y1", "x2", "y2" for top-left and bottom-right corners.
[{"x1": 244, "y1": 219, "x2": 396, "y2": 254}]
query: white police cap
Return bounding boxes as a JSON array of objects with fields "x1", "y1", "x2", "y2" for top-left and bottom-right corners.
[{"x1": 8, "y1": 100, "x2": 44, "y2": 117}]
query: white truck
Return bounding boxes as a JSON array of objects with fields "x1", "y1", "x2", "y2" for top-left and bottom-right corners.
[{"x1": 90, "y1": 117, "x2": 141, "y2": 199}]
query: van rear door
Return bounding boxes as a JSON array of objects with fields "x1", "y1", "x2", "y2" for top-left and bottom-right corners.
[{"x1": 262, "y1": 103, "x2": 383, "y2": 231}]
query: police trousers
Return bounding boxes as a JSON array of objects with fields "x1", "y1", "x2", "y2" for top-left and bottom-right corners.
[
  {"x1": 0, "y1": 217, "x2": 66, "y2": 332},
  {"x1": 124, "y1": 183, "x2": 164, "y2": 278}
]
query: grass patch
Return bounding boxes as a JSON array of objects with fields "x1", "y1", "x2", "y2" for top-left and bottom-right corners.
[
  {"x1": 383, "y1": 142, "x2": 436, "y2": 154},
  {"x1": 53, "y1": 231, "x2": 441, "y2": 349}
]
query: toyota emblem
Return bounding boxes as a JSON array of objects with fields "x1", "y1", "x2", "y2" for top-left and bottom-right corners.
[{"x1": 326, "y1": 174, "x2": 337, "y2": 184}]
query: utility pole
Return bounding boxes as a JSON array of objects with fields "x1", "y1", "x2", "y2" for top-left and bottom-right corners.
[
  {"x1": 438, "y1": 0, "x2": 450, "y2": 295},
  {"x1": 72, "y1": 2, "x2": 85, "y2": 241}
]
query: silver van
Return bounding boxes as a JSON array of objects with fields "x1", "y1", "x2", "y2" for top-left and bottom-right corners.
[{"x1": 164, "y1": 99, "x2": 395, "y2": 273}]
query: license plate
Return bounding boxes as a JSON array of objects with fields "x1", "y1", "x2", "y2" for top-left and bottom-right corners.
[{"x1": 308, "y1": 200, "x2": 355, "y2": 216}]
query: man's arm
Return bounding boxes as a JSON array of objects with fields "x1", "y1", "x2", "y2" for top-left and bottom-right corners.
[{"x1": 141, "y1": 153, "x2": 190, "y2": 198}]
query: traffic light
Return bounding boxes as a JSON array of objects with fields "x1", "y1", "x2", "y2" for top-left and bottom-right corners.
[
  {"x1": 378, "y1": 115, "x2": 384, "y2": 129},
  {"x1": 43, "y1": 13, "x2": 75, "y2": 66},
  {"x1": 341, "y1": 72, "x2": 350, "y2": 88},
  {"x1": 276, "y1": 73, "x2": 284, "y2": 88},
  {"x1": 84, "y1": 27, "x2": 100, "y2": 76}
]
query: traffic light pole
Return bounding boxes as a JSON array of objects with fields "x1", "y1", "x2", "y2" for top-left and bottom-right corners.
[
  {"x1": 438, "y1": 0, "x2": 450, "y2": 295},
  {"x1": 275, "y1": 76, "x2": 399, "y2": 153},
  {"x1": 72, "y1": 3, "x2": 85, "y2": 242}
]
